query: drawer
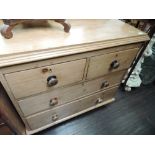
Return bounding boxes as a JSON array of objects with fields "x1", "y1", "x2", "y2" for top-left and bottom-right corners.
[
  {"x1": 87, "y1": 48, "x2": 139, "y2": 79},
  {"x1": 5, "y1": 59, "x2": 86, "y2": 99},
  {"x1": 18, "y1": 70, "x2": 125, "y2": 116},
  {"x1": 26, "y1": 87, "x2": 118, "y2": 130}
]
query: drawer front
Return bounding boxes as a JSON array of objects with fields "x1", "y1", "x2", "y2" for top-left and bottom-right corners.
[
  {"x1": 26, "y1": 87, "x2": 118, "y2": 130},
  {"x1": 19, "y1": 70, "x2": 125, "y2": 116},
  {"x1": 87, "y1": 48, "x2": 139, "y2": 79},
  {"x1": 5, "y1": 59, "x2": 86, "y2": 99}
]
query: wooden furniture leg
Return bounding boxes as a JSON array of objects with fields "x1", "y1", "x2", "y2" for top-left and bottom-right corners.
[
  {"x1": 0, "y1": 19, "x2": 71, "y2": 39},
  {"x1": 54, "y1": 19, "x2": 71, "y2": 32},
  {"x1": 1, "y1": 24, "x2": 17, "y2": 39}
]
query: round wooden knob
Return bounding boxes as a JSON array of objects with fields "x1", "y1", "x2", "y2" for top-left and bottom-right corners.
[
  {"x1": 52, "y1": 114, "x2": 59, "y2": 121},
  {"x1": 101, "y1": 81, "x2": 109, "y2": 89},
  {"x1": 50, "y1": 97, "x2": 58, "y2": 106},
  {"x1": 110, "y1": 60, "x2": 120, "y2": 69},
  {"x1": 47, "y1": 75, "x2": 58, "y2": 87}
]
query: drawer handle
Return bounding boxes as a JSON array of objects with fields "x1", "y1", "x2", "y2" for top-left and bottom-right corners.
[
  {"x1": 47, "y1": 75, "x2": 58, "y2": 87},
  {"x1": 101, "y1": 81, "x2": 109, "y2": 89},
  {"x1": 50, "y1": 97, "x2": 58, "y2": 106},
  {"x1": 110, "y1": 60, "x2": 120, "y2": 69},
  {"x1": 52, "y1": 114, "x2": 59, "y2": 121},
  {"x1": 96, "y1": 97, "x2": 103, "y2": 104}
]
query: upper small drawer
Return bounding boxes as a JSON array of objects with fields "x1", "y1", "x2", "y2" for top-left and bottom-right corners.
[
  {"x1": 87, "y1": 48, "x2": 139, "y2": 79},
  {"x1": 5, "y1": 59, "x2": 86, "y2": 99}
]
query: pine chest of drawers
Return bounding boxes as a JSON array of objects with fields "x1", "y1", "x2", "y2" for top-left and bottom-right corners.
[{"x1": 0, "y1": 19, "x2": 149, "y2": 134}]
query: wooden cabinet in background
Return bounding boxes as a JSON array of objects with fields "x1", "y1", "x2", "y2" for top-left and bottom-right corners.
[{"x1": 0, "y1": 83, "x2": 25, "y2": 135}]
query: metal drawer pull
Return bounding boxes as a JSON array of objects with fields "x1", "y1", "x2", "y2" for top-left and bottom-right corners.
[
  {"x1": 47, "y1": 75, "x2": 58, "y2": 87},
  {"x1": 96, "y1": 97, "x2": 103, "y2": 104},
  {"x1": 101, "y1": 81, "x2": 109, "y2": 89},
  {"x1": 110, "y1": 60, "x2": 120, "y2": 69},
  {"x1": 52, "y1": 114, "x2": 59, "y2": 121},
  {"x1": 50, "y1": 97, "x2": 58, "y2": 106}
]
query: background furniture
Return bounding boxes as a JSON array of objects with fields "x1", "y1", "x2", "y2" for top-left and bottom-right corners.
[
  {"x1": 140, "y1": 36, "x2": 155, "y2": 84},
  {"x1": 122, "y1": 20, "x2": 155, "y2": 90},
  {"x1": 0, "y1": 83, "x2": 25, "y2": 135},
  {"x1": 0, "y1": 20, "x2": 149, "y2": 134}
]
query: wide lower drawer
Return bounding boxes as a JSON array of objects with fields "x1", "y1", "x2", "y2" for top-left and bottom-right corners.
[
  {"x1": 18, "y1": 70, "x2": 125, "y2": 117},
  {"x1": 5, "y1": 59, "x2": 86, "y2": 99},
  {"x1": 87, "y1": 48, "x2": 139, "y2": 79},
  {"x1": 26, "y1": 87, "x2": 118, "y2": 130}
]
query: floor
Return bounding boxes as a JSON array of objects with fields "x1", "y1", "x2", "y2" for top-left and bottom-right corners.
[{"x1": 37, "y1": 84, "x2": 155, "y2": 135}]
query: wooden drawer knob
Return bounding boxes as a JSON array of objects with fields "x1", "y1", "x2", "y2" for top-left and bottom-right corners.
[
  {"x1": 52, "y1": 114, "x2": 59, "y2": 121},
  {"x1": 96, "y1": 97, "x2": 103, "y2": 104},
  {"x1": 110, "y1": 60, "x2": 120, "y2": 69},
  {"x1": 101, "y1": 81, "x2": 109, "y2": 89},
  {"x1": 47, "y1": 75, "x2": 58, "y2": 87},
  {"x1": 50, "y1": 97, "x2": 58, "y2": 106}
]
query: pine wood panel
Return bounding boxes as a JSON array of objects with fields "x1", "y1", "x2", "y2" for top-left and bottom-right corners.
[
  {"x1": 0, "y1": 43, "x2": 141, "y2": 74},
  {"x1": 18, "y1": 70, "x2": 126, "y2": 117},
  {"x1": 26, "y1": 87, "x2": 118, "y2": 130},
  {"x1": 87, "y1": 48, "x2": 139, "y2": 79},
  {"x1": 5, "y1": 59, "x2": 86, "y2": 99},
  {"x1": 0, "y1": 20, "x2": 149, "y2": 68}
]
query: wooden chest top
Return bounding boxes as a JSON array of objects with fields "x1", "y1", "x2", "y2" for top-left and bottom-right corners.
[{"x1": 0, "y1": 19, "x2": 149, "y2": 67}]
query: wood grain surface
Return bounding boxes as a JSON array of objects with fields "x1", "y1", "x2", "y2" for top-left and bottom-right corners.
[
  {"x1": 0, "y1": 20, "x2": 149, "y2": 67},
  {"x1": 5, "y1": 59, "x2": 86, "y2": 98},
  {"x1": 18, "y1": 70, "x2": 126, "y2": 117},
  {"x1": 26, "y1": 87, "x2": 118, "y2": 130}
]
